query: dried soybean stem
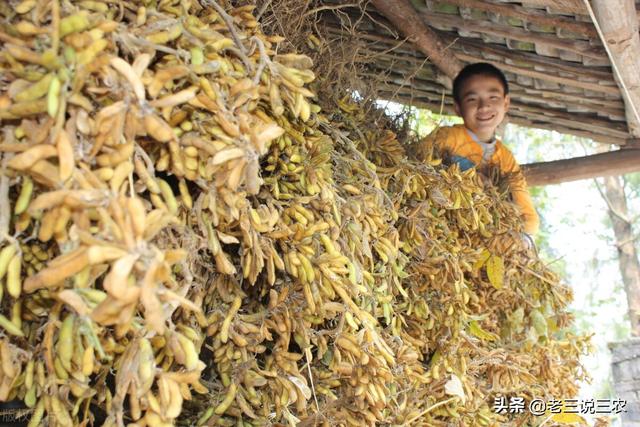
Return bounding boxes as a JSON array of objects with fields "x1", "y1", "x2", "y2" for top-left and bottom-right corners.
[
  {"x1": 206, "y1": 0, "x2": 253, "y2": 72},
  {"x1": 51, "y1": 0, "x2": 60, "y2": 53},
  {"x1": 115, "y1": 33, "x2": 187, "y2": 59},
  {"x1": 0, "y1": 155, "x2": 10, "y2": 242},
  {"x1": 401, "y1": 397, "x2": 457, "y2": 426},
  {"x1": 302, "y1": 3, "x2": 360, "y2": 17},
  {"x1": 255, "y1": 0, "x2": 273, "y2": 21},
  {"x1": 50, "y1": 83, "x2": 68, "y2": 147},
  {"x1": 252, "y1": 36, "x2": 270, "y2": 85},
  {"x1": 134, "y1": 144, "x2": 156, "y2": 175},
  {"x1": 304, "y1": 347, "x2": 320, "y2": 412}
]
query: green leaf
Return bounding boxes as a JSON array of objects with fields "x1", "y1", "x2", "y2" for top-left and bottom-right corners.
[
  {"x1": 469, "y1": 320, "x2": 498, "y2": 342},
  {"x1": 486, "y1": 255, "x2": 504, "y2": 289}
]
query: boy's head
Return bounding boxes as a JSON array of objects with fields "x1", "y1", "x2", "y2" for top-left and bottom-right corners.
[{"x1": 452, "y1": 63, "x2": 510, "y2": 141}]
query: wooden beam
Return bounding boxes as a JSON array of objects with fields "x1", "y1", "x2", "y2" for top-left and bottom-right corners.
[
  {"x1": 522, "y1": 149, "x2": 640, "y2": 186},
  {"x1": 425, "y1": 0, "x2": 597, "y2": 38},
  {"x1": 368, "y1": 0, "x2": 463, "y2": 83},
  {"x1": 590, "y1": 0, "x2": 640, "y2": 137},
  {"x1": 416, "y1": 10, "x2": 607, "y2": 59}
]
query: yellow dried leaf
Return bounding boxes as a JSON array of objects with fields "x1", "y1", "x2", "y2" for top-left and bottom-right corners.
[
  {"x1": 473, "y1": 249, "x2": 491, "y2": 270},
  {"x1": 550, "y1": 413, "x2": 587, "y2": 424},
  {"x1": 486, "y1": 255, "x2": 504, "y2": 289}
]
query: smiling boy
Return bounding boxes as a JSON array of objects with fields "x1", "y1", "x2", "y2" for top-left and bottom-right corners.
[{"x1": 418, "y1": 63, "x2": 540, "y2": 235}]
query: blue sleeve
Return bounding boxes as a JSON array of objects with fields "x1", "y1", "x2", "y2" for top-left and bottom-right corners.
[{"x1": 450, "y1": 155, "x2": 476, "y2": 171}]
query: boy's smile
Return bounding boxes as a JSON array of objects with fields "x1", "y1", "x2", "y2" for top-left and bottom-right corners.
[{"x1": 454, "y1": 74, "x2": 510, "y2": 142}]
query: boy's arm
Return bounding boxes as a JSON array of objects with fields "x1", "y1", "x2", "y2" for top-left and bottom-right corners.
[
  {"x1": 497, "y1": 147, "x2": 540, "y2": 235},
  {"x1": 415, "y1": 126, "x2": 458, "y2": 161}
]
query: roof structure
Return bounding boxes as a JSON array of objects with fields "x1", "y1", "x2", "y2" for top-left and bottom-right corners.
[{"x1": 317, "y1": 0, "x2": 640, "y2": 146}]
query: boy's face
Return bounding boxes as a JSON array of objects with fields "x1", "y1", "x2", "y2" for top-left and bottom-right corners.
[{"x1": 454, "y1": 74, "x2": 510, "y2": 141}]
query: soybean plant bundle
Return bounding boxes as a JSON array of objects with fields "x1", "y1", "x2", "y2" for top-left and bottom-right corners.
[
  {"x1": 329, "y1": 101, "x2": 591, "y2": 426},
  {"x1": 0, "y1": 1, "x2": 589, "y2": 427}
]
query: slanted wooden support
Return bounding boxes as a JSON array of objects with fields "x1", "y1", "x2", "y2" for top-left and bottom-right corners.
[
  {"x1": 590, "y1": 0, "x2": 640, "y2": 137},
  {"x1": 369, "y1": 0, "x2": 463, "y2": 85},
  {"x1": 522, "y1": 149, "x2": 640, "y2": 186}
]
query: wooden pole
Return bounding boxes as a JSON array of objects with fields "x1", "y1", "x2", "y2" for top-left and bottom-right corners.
[
  {"x1": 522, "y1": 149, "x2": 640, "y2": 186},
  {"x1": 368, "y1": 0, "x2": 463, "y2": 86},
  {"x1": 589, "y1": 0, "x2": 640, "y2": 137}
]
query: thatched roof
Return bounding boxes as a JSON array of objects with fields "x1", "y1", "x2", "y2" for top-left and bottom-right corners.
[{"x1": 318, "y1": 0, "x2": 640, "y2": 145}]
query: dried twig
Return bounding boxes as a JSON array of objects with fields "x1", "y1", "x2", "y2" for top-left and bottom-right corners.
[
  {"x1": 401, "y1": 397, "x2": 457, "y2": 426},
  {"x1": 255, "y1": 0, "x2": 273, "y2": 22},
  {"x1": 251, "y1": 36, "x2": 270, "y2": 85},
  {"x1": 302, "y1": 3, "x2": 360, "y2": 17},
  {"x1": 205, "y1": 0, "x2": 253, "y2": 72},
  {"x1": 0, "y1": 154, "x2": 10, "y2": 242}
]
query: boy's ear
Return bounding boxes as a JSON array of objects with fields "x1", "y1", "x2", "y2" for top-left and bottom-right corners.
[
  {"x1": 454, "y1": 102, "x2": 461, "y2": 116},
  {"x1": 504, "y1": 94, "x2": 511, "y2": 111}
]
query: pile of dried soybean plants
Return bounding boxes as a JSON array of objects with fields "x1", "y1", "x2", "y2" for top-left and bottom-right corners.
[{"x1": 0, "y1": 0, "x2": 590, "y2": 426}]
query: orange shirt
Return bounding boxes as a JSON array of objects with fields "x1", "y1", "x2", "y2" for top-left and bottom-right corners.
[{"x1": 418, "y1": 125, "x2": 540, "y2": 235}]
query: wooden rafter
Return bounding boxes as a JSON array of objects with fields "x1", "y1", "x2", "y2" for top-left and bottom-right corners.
[
  {"x1": 423, "y1": 0, "x2": 597, "y2": 38},
  {"x1": 518, "y1": 0, "x2": 586, "y2": 15},
  {"x1": 324, "y1": 25, "x2": 618, "y2": 95},
  {"x1": 444, "y1": 35, "x2": 613, "y2": 81},
  {"x1": 323, "y1": 18, "x2": 613, "y2": 81},
  {"x1": 416, "y1": 10, "x2": 606, "y2": 59}
]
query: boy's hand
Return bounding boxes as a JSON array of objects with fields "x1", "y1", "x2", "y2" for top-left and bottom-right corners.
[{"x1": 478, "y1": 173, "x2": 491, "y2": 189}]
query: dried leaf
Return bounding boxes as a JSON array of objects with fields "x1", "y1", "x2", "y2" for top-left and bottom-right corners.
[
  {"x1": 473, "y1": 248, "x2": 491, "y2": 270},
  {"x1": 486, "y1": 254, "x2": 504, "y2": 289},
  {"x1": 444, "y1": 374, "x2": 466, "y2": 403}
]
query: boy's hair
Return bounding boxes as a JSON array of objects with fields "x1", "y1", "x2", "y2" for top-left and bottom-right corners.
[{"x1": 452, "y1": 63, "x2": 509, "y2": 104}]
